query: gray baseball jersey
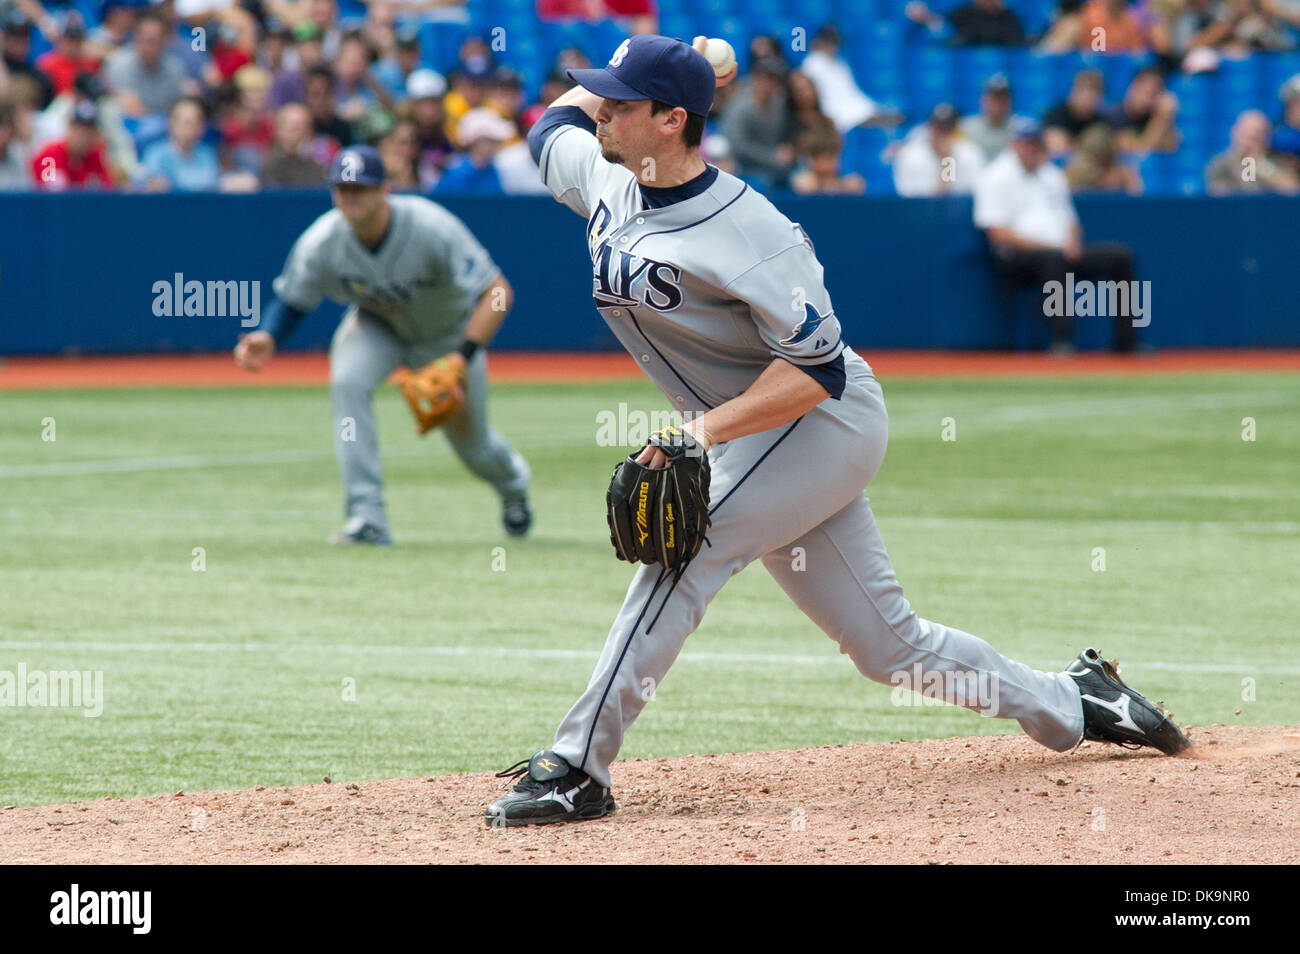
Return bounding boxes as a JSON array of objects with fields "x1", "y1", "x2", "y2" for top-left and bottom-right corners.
[
  {"x1": 270, "y1": 193, "x2": 527, "y2": 538},
  {"x1": 529, "y1": 108, "x2": 1085, "y2": 789},
  {"x1": 536, "y1": 119, "x2": 859, "y2": 412},
  {"x1": 273, "y1": 193, "x2": 501, "y2": 352}
]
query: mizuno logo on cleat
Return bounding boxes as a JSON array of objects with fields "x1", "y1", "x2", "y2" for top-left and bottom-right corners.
[{"x1": 1082, "y1": 692, "x2": 1144, "y2": 734}]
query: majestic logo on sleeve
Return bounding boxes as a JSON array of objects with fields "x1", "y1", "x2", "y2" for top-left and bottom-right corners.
[{"x1": 781, "y1": 300, "x2": 834, "y2": 346}]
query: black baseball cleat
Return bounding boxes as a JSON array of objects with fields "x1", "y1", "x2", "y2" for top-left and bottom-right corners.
[
  {"x1": 1065, "y1": 648, "x2": 1191, "y2": 755},
  {"x1": 328, "y1": 517, "x2": 392, "y2": 546},
  {"x1": 502, "y1": 493, "x2": 532, "y2": 537},
  {"x1": 485, "y1": 750, "x2": 615, "y2": 827}
]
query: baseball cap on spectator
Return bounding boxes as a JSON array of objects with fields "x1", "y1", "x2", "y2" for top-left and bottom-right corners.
[
  {"x1": 395, "y1": 27, "x2": 420, "y2": 50},
  {"x1": 1009, "y1": 116, "x2": 1044, "y2": 141},
  {"x1": 355, "y1": 110, "x2": 394, "y2": 142},
  {"x1": 71, "y1": 101, "x2": 98, "y2": 126},
  {"x1": 983, "y1": 73, "x2": 1011, "y2": 96},
  {"x1": 74, "y1": 72, "x2": 105, "y2": 100},
  {"x1": 459, "y1": 60, "x2": 493, "y2": 83},
  {"x1": 329, "y1": 145, "x2": 387, "y2": 185},
  {"x1": 929, "y1": 102, "x2": 959, "y2": 130},
  {"x1": 59, "y1": 10, "x2": 86, "y2": 38},
  {"x1": 567, "y1": 35, "x2": 716, "y2": 118},
  {"x1": 458, "y1": 108, "x2": 514, "y2": 144},
  {"x1": 406, "y1": 68, "x2": 447, "y2": 100}
]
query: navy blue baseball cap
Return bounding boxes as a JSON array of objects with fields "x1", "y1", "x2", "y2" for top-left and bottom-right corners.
[
  {"x1": 567, "y1": 34, "x2": 715, "y2": 117},
  {"x1": 329, "y1": 145, "x2": 387, "y2": 186}
]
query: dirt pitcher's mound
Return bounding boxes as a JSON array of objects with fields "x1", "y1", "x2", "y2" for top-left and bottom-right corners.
[{"x1": 4, "y1": 725, "x2": 1297, "y2": 865}]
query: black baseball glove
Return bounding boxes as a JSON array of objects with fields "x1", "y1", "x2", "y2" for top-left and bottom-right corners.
[{"x1": 606, "y1": 426, "x2": 712, "y2": 574}]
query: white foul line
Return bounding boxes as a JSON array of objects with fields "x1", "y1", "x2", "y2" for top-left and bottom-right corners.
[
  {"x1": 0, "y1": 640, "x2": 1294, "y2": 675},
  {"x1": 2, "y1": 390, "x2": 1291, "y2": 479}
]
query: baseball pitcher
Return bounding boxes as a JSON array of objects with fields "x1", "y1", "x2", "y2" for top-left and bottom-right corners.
[
  {"x1": 487, "y1": 35, "x2": 1189, "y2": 826},
  {"x1": 234, "y1": 146, "x2": 532, "y2": 544}
]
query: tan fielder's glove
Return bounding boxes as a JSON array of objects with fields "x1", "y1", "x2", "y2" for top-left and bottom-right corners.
[{"x1": 394, "y1": 353, "x2": 467, "y2": 435}]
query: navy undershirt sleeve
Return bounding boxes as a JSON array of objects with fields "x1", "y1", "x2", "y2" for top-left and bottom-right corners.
[
  {"x1": 787, "y1": 353, "x2": 846, "y2": 400},
  {"x1": 259, "y1": 297, "x2": 308, "y2": 345},
  {"x1": 527, "y1": 106, "x2": 597, "y2": 164}
]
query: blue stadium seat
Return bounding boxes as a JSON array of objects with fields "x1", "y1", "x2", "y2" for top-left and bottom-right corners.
[
  {"x1": 659, "y1": 15, "x2": 695, "y2": 45},
  {"x1": 1008, "y1": 0, "x2": 1055, "y2": 38},
  {"x1": 1098, "y1": 53, "x2": 1146, "y2": 97},
  {"x1": 420, "y1": 22, "x2": 470, "y2": 74},
  {"x1": 834, "y1": 0, "x2": 883, "y2": 20}
]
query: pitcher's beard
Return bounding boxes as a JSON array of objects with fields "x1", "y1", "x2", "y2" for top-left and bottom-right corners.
[{"x1": 600, "y1": 146, "x2": 625, "y2": 164}]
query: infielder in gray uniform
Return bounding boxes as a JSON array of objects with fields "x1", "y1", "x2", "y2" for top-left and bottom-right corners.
[
  {"x1": 487, "y1": 36, "x2": 1189, "y2": 826},
  {"x1": 234, "y1": 146, "x2": 532, "y2": 544}
]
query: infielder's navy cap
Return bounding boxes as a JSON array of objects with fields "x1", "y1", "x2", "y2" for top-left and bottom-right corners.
[
  {"x1": 567, "y1": 34, "x2": 715, "y2": 117},
  {"x1": 328, "y1": 145, "x2": 387, "y2": 186}
]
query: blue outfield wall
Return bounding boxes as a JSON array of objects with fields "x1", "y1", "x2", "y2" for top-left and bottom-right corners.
[{"x1": 0, "y1": 191, "x2": 1295, "y2": 356}]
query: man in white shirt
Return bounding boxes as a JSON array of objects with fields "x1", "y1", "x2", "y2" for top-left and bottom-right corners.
[
  {"x1": 973, "y1": 117, "x2": 1139, "y2": 353},
  {"x1": 892, "y1": 102, "x2": 985, "y2": 196},
  {"x1": 799, "y1": 24, "x2": 898, "y2": 134}
]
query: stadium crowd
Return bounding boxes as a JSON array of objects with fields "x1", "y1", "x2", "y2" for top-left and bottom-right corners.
[{"x1": 0, "y1": 0, "x2": 1298, "y2": 196}]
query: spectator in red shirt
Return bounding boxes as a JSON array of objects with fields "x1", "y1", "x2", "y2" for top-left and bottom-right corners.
[
  {"x1": 210, "y1": 22, "x2": 255, "y2": 84},
  {"x1": 30, "y1": 101, "x2": 114, "y2": 189},
  {"x1": 35, "y1": 13, "x2": 101, "y2": 97},
  {"x1": 221, "y1": 65, "x2": 275, "y2": 163}
]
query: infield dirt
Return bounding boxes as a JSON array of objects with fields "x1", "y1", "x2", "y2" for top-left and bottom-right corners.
[{"x1": 5, "y1": 724, "x2": 1296, "y2": 864}]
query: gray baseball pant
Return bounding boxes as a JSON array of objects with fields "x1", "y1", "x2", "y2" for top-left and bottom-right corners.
[
  {"x1": 552, "y1": 357, "x2": 1084, "y2": 787},
  {"x1": 329, "y1": 309, "x2": 530, "y2": 533}
]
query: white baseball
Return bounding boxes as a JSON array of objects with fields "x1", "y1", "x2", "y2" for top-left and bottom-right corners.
[{"x1": 702, "y1": 38, "x2": 736, "y2": 78}]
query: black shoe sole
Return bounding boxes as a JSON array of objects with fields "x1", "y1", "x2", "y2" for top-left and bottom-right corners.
[{"x1": 485, "y1": 798, "x2": 616, "y2": 828}]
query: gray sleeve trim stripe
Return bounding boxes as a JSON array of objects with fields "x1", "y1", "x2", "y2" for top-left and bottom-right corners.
[
  {"x1": 628, "y1": 183, "x2": 748, "y2": 252},
  {"x1": 771, "y1": 336, "x2": 844, "y2": 364}
]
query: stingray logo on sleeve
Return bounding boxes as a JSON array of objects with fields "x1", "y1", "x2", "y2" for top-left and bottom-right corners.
[{"x1": 781, "y1": 300, "x2": 834, "y2": 347}]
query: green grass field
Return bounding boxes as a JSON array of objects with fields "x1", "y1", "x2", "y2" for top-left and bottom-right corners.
[{"x1": 2, "y1": 371, "x2": 1297, "y2": 806}]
